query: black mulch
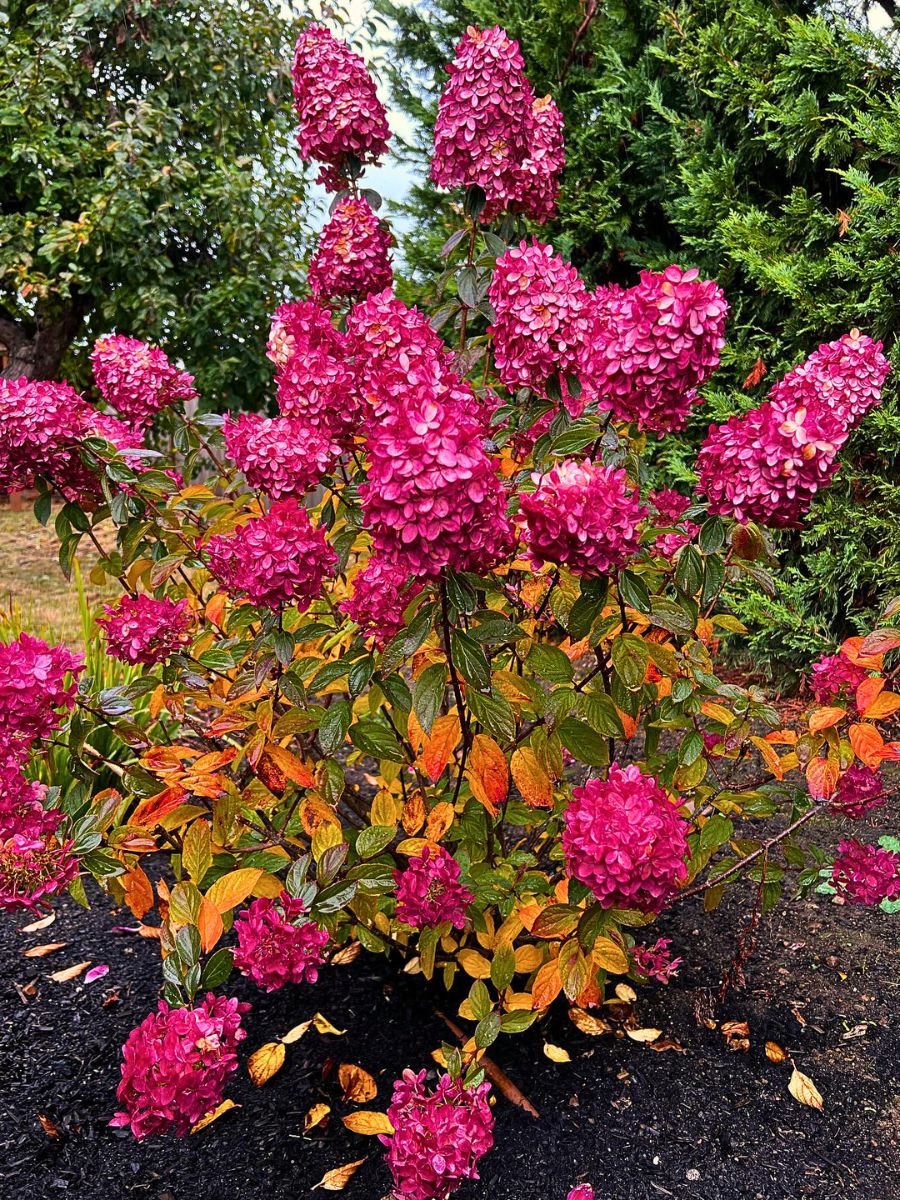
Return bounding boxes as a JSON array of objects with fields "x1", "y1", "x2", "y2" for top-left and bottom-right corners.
[{"x1": 1, "y1": 867, "x2": 899, "y2": 1200}]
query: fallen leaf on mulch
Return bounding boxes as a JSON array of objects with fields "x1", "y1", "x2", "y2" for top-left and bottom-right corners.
[
  {"x1": 615, "y1": 983, "x2": 637, "y2": 1003},
  {"x1": 543, "y1": 1043, "x2": 571, "y2": 1063},
  {"x1": 339, "y1": 1063, "x2": 377, "y2": 1103},
  {"x1": 191, "y1": 1099, "x2": 239, "y2": 1133},
  {"x1": 304, "y1": 1103, "x2": 330, "y2": 1132},
  {"x1": 626, "y1": 1028, "x2": 661, "y2": 1043},
  {"x1": 766, "y1": 1040, "x2": 788, "y2": 1063},
  {"x1": 281, "y1": 1019, "x2": 312, "y2": 1044},
  {"x1": 313, "y1": 1012, "x2": 346, "y2": 1036},
  {"x1": 312, "y1": 1157, "x2": 367, "y2": 1191},
  {"x1": 23, "y1": 943, "x2": 67, "y2": 957},
  {"x1": 342, "y1": 1111, "x2": 393, "y2": 1135},
  {"x1": 49, "y1": 961, "x2": 91, "y2": 982},
  {"x1": 568, "y1": 1008, "x2": 612, "y2": 1036},
  {"x1": 721, "y1": 1020, "x2": 750, "y2": 1051},
  {"x1": 330, "y1": 941, "x2": 361, "y2": 966},
  {"x1": 37, "y1": 1113, "x2": 61, "y2": 1139},
  {"x1": 646, "y1": 1037, "x2": 686, "y2": 1053},
  {"x1": 20, "y1": 913, "x2": 56, "y2": 933},
  {"x1": 788, "y1": 1066, "x2": 824, "y2": 1110},
  {"x1": 247, "y1": 1041, "x2": 286, "y2": 1086}
]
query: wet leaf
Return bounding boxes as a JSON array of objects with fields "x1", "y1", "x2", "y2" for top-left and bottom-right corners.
[
  {"x1": 312, "y1": 1158, "x2": 368, "y2": 1190},
  {"x1": 568, "y1": 1008, "x2": 612, "y2": 1037},
  {"x1": 543, "y1": 1043, "x2": 571, "y2": 1063},
  {"x1": 788, "y1": 1067, "x2": 824, "y2": 1110},
  {"x1": 342, "y1": 1111, "x2": 394, "y2": 1135},
  {"x1": 191, "y1": 1099, "x2": 239, "y2": 1133},
  {"x1": 49, "y1": 961, "x2": 91, "y2": 982},
  {"x1": 23, "y1": 943, "x2": 67, "y2": 957},
  {"x1": 247, "y1": 1041, "x2": 286, "y2": 1086},
  {"x1": 339, "y1": 1063, "x2": 377, "y2": 1103}
]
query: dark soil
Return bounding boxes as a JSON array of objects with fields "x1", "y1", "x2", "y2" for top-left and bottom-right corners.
[{"x1": 2, "y1": 852, "x2": 898, "y2": 1200}]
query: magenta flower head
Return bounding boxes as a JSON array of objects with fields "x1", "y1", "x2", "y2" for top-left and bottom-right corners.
[
  {"x1": 585, "y1": 266, "x2": 727, "y2": 433},
  {"x1": 0, "y1": 377, "x2": 94, "y2": 495},
  {"x1": 308, "y1": 196, "x2": 393, "y2": 302},
  {"x1": 91, "y1": 335, "x2": 196, "y2": 429},
  {"x1": 340, "y1": 555, "x2": 423, "y2": 649},
  {"x1": 232, "y1": 891, "x2": 329, "y2": 992},
  {"x1": 831, "y1": 838, "x2": 900, "y2": 906},
  {"x1": 0, "y1": 831, "x2": 78, "y2": 912},
  {"x1": 519, "y1": 460, "x2": 646, "y2": 576},
  {"x1": 98, "y1": 594, "x2": 193, "y2": 667},
  {"x1": 830, "y1": 763, "x2": 885, "y2": 820},
  {"x1": 110, "y1": 994, "x2": 249, "y2": 1139},
  {"x1": 769, "y1": 329, "x2": 889, "y2": 430},
  {"x1": 508, "y1": 94, "x2": 566, "y2": 223},
  {"x1": 563, "y1": 764, "x2": 690, "y2": 912},
  {"x1": 224, "y1": 413, "x2": 340, "y2": 499},
  {"x1": 649, "y1": 488, "x2": 699, "y2": 559},
  {"x1": 291, "y1": 24, "x2": 390, "y2": 186},
  {"x1": 381, "y1": 1069, "x2": 494, "y2": 1200},
  {"x1": 0, "y1": 747, "x2": 55, "y2": 841},
  {"x1": 567, "y1": 1187, "x2": 595, "y2": 1200},
  {"x1": 488, "y1": 240, "x2": 592, "y2": 411},
  {"x1": 630, "y1": 937, "x2": 682, "y2": 984},
  {"x1": 267, "y1": 301, "x2": 360, "y2": 445},
  {"x1": 809, "y1": 652, "x2": 868, "y2": 706},
  {"x1": 205, "y1": 498, "x2": 335, "y2": 612},
  {"x1": 394, "y1": 846, "x2": 473, "y2": 931},
  {"x1": 0, "y1": 634, "x2": 82, "y2": 746}
]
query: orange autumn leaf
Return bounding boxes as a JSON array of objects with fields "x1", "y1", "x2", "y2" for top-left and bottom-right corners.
[
  {"x1": 849, "y1": 721, "x2": 886, "y2": 768},
  {"x1": 510, "y1": 747, "x2": 553, "y2": 809},
  {"x1": 808, "y1": 707, "x2": 847, "y2": 733},
  {"x1": 420, "y1": 714, "x2": 461, "y2": 782},
  {"x1": 122, "y1": 865, "x2": 155, "y2": 920},
  {"x1": 338, "y1": 1063, "x2": 377, "y2": 1103},
  {"x1": 130, "y1": 786, "x2": 190, "y2": 829},
  {"x1": 742, "y1": 357, "x2": 767, "y2": 389},
  {"x1": 750, "y1": 736, "x2": 784, "y2": 779},
  {"x1": 465, "y1": 734, "x2": 509, "y2": 816},
  {"x1": 300, "y1": 797, "x2": 342, "y2": 838},
  {"x1": 198, "y1": 897, "x2": 224, "y2": 954},
  {"x1": 531, "y1": 960, "x2": 562, "y2": 1010},
  {"x1": 616, "y1": 708, "x2": 638, "y2": 739},
  {"x1": 806, "y1": 756, "x2": 839, "y2": 799},
  {"x1": 862, "y1": 691, "x2": 900, "y2": 722},
  {"x1": 247, "y1": 1041, "x2": 285, "y2": 1086},
  {"x1": 263, "y1": 743, "x2": 316, "y2": 788},
  {"x1": 424, "y1": 801, "x2": 455, "y2": 842},
  {"x1": 856, "y1": 676, "x2": 884, "y2": 715},
  {"x1": 839, "y1": 636, "x2": 884, "y2": 671},
  {"x1": 401, "y1": 789, "x2": 426, "y2": 836},
  {"x1": 312, "y1": 1157, "x2": 368, "y2": 1190}
]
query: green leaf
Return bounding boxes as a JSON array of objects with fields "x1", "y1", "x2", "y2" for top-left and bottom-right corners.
[
  {"x1": 349, "y1": 720, "x2": 405, "y2": 762},
  {"x1": 699, "y1": 814, "x2": 734, "y2": 850},
  {"x1": 467, "y1": 690, "x2": 516, "y2": 743},
  {"x1": 200, "y1": 947, "x2": 234, "y2": 990},
  {"x1": 558, "y1": 717, "x2": 609, "y2": 767},
  {"x1": 610, "y1": 634, "x2": 650, "y2": 690},
  {"x1": 526, "y1": 643, "x2": 574, "y2": 684},
  {"x1": 413, "y1": 663, "x2": 447, "y2": 734},
  {"x1": 618, "y1": 570, "x2": 651, "y2": 614},
  {"x1": 699, "y1": 516, "x2": 725, "y2": 554},
  {"x1": 649, "y1": 597, "x2": 696, "y2": 637},
  {"x1": 675, "y1": 545, "x2": 704, "y2": 596},
  {"x1": 319, "y1": 701, "x2": 351, "y2": 756},
  {"x1": 490, "y1": 941, "x2": 516, "y2": 991},
  {"x1": 451, "y1": 630, "x2": 491, "y2": 692},
  {"x1": 356, "y1": 825, "x2": 396, "y2": 859}
]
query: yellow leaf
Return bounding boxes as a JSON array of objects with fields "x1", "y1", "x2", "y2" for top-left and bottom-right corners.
[
  {"x1": 626, "y1": 1028, "x2": 662, "y2": 1043},
  {"x1": 191, "y1": 1099, "x2": 238, "y2": 1133},
  {"x1": 615, "y1": 983, "x2": 637, "y2": 1003},
  {"x1": 304, "y1": 1103, "x2": 331, "y2": 1132},
  {"x1": 182, "y1": 819, "x2": 212, "y2": 884},
  {"x1": 543, "y1": 1043, "x2": 571, "y2": 1063},
  {"x1": 458, "y1": 949, "x2": 492, "y2": 979},
  {"x1": 592, "y1": 937, "x2": 630, "y2": 975},
  {"x1": 339, "y1": 1063, "x2": 377, "y2": 1103},
  {"x1": 765, "y1": 1041, "x2": 788, "y2": 1063},
  {"x1": 424, "y1": 801, "x2": 455, "y2": 842},
  {"x1": 510, "y1": 747, "x2": 554, "y2": 809},
  {"x1": 313, "y1": 1012, "x2": 346, "y2": 1036},
  {"x1": 281, "y1": 1020, "x2": 312, "y2": 1045},
  {"x1": 313, "y1": 822, "x2": 344, "y2": 860},
  {"x1": 49, "y1": 961, "x2": 91, "y2": 982},
  {"x1": 700, "y1": 701, "x2": 734, "y2": 726},
  {"x1": 247, "y1": 1041, "x2": 286, "y2": 1086},
  {"x1": 312, "y1": 1157, "x2": 368, "y2": 1191},
  {"x1": 788, "y1": 1067, "x2": 824, "y2": 1110},
  {"x1": 370, "y1": 789, "x2": 401, "y2": 828},
  {"x1": 514, "y1": 944, "x2": 544, "y2": 974},
  {"x1": 568, "y1": 1008, "x2": 612, "y2": 1037},
  {"x1": 465, "y1": 734, "x2": 509, "y2": 816},
  {"x1": 205, "y1": 868, "x2": 264, "y2": 914},
  {"x1": 330, "y1": 941, "x2": 362, "y2": 966},
  {"x1": 395, "y1": 837, "x2": 438, "y2": 858},
  {"x1": 342, "y1": 1111, "x2": 394, "y2": 1135}
]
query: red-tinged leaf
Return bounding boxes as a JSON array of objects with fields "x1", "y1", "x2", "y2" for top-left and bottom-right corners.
[
  {"x1": 806, "y1": 757, "x2": 839, "y2": 799},
  {"x1": 130, "y1": 786, "x2": 190, "y2": 829},
  {"x1": 465, "y1": 734, "x2": 508, "y2": 816},
  {"x1": 420, "y1": 714, "x2": 461, "y2": 782},
  {"x1": 840, "y1": 636, "x2": 884, "y2": 670},
  {"x1": 856, "y1": 677, "x2": 885, "y2": 716},
  {"x1": 860, "y1": 628, "x2": 900, "y2": 657},
  {"x1": 862, "y1": 691, "x2": 900, "y2": 721},
  {"x1": 263, "y1": 743, "x2": 316, "y2": 788},
  {"x1": 849, "y1": 722, "x2": 885, "y2": 768},
  {"x1": 122, "y1": 865, "x2": 154, "y2": 920},
  {"x1": 808, "y1": 707, "x2": 846, "y2": 733},
  {"x1": 742, "y1": 357, "x2": 767, "y2": 389}
]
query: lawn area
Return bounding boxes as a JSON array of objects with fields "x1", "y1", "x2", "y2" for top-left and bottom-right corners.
[{"x1": 0, "y1": 505, "x2": 117, "y2": 644}]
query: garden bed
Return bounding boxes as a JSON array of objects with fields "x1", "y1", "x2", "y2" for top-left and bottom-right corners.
[{"x1": 2, "y1": 860, "x2": 897, "y2": 1200}]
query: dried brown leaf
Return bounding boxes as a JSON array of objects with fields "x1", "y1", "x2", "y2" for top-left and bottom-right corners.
[
  {"x1": 312, "y1": 1157, "x2": 367, "y2": 1190},
  {"x1": 339, "y1": 1063, "x2": 377, "y2": 1103},
  {"x1": 49, "y1": 961, "x2": 91, "y2": 983},
  {"x1": 23, "y1": 943, "x2": 67, "y2": 958}
]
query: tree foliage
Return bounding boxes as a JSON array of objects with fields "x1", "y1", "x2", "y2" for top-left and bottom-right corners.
[{"x1": 0, "y1": 0, "x2": 310, "y2": 409}]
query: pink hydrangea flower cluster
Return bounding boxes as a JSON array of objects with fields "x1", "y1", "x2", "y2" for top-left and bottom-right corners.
[
  {"x1": 0, "y1": 633, "x2": 82, "y2": 745},
  {"x1": 224, "y1": 413, "x2": 340, "y2": 500},
  {"x1": 352, "y1": 290, "x2": 511, "y2": 577},
  {"x1": 91, "y1": 335, "x2": 196, "y2": 429},
  {"x1": 110, "y1": 994, "x2": 249, "y2": 1139},
  {"x1": 631, "y1": 937, "x2": 683, "y2": 983},
  {"x1": 340, "y1": 555, "x2": 423, "y2": 649},
  {"x1": 488, "y1": 241, "x2": 591, "y2": 410},
  {"x1": 649, "y1": 489, "x2": 699, "y2": 558},
  {"x1": 769, "y1": 330, "x2": 889, "y2": 429},
  {"x1": 232, "y1": 892, "x2": 329, "y2": 992},
  {"x1": 0, "y1": 832, "x2": 79, "y2": 912},
  {"x1": 291, "y1": 24, "x2": 390, "y2": 188},
  {"x1": 809, "y1": 652, "x2": 868, "y2": 705},
  {"x1": 831, "y1": 839, "x2": 900, "y2": 906},
  {"x1": 830, "y1": 764, "x2": 885, "y2": 820},
  {"x1": 381, "y1": 1069, "x2": 494, "y2": 1200},
  {"x1": 267, "y1": 300, "x2": 361, "y2": 446},
  {"x1": 206, "y1": 498, "x2": 335, "y2": 612},
  {"x1": 0, "y1": 747, "x2": 54, "y2": 842},
  {"x1": 697, "y1": 331, "x2": 889, "y2": 527},
  {"x1": 432, "y1": 26, "x2": 564, "y2": 223},
  {"x1": 98, "y1": 594, "x2": 193, "y2": 667},
  {"x1": 308, "y1": 196, "x2": 393, "y2": 302},
  {"x1": 393, "y1": 846, "x2": 473, "y2": 930},
  {"x1": 519, "y1": 460, "x2": 646, "y2": 576},
  {"x1": 563, "y1": 764, "x2": 690, "y2": 912},
  {"x1": 586, "y1": 267, "x2": 728, "y2": 433},
  {"x1": 567, "y1": 1187, "x2": 595, "y2": 1200},
  {"x1": 0, "y1": 377, "x2": 99, "y2": 499}
]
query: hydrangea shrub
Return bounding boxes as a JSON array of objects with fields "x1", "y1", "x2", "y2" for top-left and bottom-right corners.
[{"x1": 1, "y1": 18, "x2": 899, "y2": 1198}]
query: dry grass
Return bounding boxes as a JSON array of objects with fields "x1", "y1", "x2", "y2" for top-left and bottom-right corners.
[{"x1": 0, "y1": 505, "x2": 118, "y2": 643}]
